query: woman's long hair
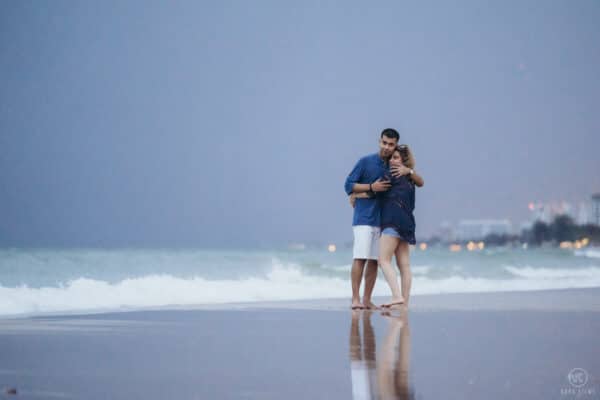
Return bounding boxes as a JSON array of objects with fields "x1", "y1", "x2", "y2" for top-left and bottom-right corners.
[{"x1": 397, "y1": 144, "x2": 415, "y2": 169}]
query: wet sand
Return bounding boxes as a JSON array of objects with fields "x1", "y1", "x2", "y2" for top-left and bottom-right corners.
[{"x1": 1, "y1": 287, "x2": 599, "y2": 399}]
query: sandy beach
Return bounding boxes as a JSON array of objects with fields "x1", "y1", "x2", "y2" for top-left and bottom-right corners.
[{"x1": 1, "y1": 287, "x2": 599, "y2": 399}]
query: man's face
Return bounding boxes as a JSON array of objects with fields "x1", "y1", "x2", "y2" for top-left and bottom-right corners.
[{"x1": 379, "y1": 136, "x2": 398, "y2": 159}]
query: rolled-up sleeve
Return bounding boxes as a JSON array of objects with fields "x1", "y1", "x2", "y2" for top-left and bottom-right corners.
[{"x1": 344, "y1": 159, "x2": 363, "y2": 195}]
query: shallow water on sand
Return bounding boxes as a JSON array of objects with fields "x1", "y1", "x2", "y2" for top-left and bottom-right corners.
[{"x1": 1, "y1": 301, "x2": 599, "y2": 399}]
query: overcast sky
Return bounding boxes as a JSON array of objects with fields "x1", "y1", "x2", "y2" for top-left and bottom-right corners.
[{"x1": 1, "y1": 1, "x2": 599, "y2": 248}]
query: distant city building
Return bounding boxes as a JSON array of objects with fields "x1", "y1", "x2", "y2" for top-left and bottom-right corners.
[
  {"x1": 529, "y1": 201, "x2": 586, "y2": 224},
  {"x1": 455, "y1": 219, "x2": 512, "y2": 241},
  {"x1": 592, "y1": 193, "x2": 600, "y2": 226},
  {"x1": 519, "y1": 221, "x2": 533, "y2": 235},
  {"x1": 576, "y1": 201, "x2": 591, "y2": 225},
  {"x1": 530, "y1": 203, "x2": 553, "y2": 224},
  {"x1": 435, "y1": 221, "x2": 455, "y2": 243}
]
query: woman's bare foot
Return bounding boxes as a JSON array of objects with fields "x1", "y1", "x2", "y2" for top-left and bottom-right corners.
[{"x1": 381, "y1": 297, "x2": 405, "y2": 308}]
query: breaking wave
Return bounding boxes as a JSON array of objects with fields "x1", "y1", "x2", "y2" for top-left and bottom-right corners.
[{"x1": 2, "y1": 261, "x2": 600, "y2": 317}]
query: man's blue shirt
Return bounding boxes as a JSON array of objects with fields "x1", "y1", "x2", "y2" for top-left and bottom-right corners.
[{"x1": 344, "y1": 153, "x2": 387, "y2": 226}]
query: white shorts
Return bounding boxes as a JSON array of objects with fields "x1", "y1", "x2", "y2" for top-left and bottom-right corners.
[{"x1": 352, "y1": 225, "x2": 380, "y2": 260}]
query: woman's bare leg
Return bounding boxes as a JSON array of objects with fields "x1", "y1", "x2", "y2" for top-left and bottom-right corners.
[
  {"x1": 395, "y1": 242, "x2": 412, "y2": 306},
  {"x1": 379, "y1": 234, "x2": 404, "y2": 306}
]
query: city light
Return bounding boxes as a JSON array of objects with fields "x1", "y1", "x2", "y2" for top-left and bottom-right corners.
[
  {"x1": 528, "y1": 202, "x2": 535, "y2": 211},
  {"x1": 327, "y1": 244, "x2": 337, "y2": 253},
  {"x1": 449, "y1": 244, "x2": 462, "y2": 252},
  {"x1": 419, "y1": 243, "x2": 428, "y2": 251},
  {"x1": 464, "y1": 241, "x2": 485, "y2": 251},
  {"x1": 559, "y1": 241, "x2": 573, "y2": 249}
]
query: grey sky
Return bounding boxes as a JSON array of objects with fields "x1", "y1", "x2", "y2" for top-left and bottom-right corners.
[{"x1": 1, "y1": 1, "x2": 599, "y2": 247}]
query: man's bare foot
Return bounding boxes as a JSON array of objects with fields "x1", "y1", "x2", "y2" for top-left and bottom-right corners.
[
  {"x1": 362, "y1": 300, "x2": 379, "y2": 310},
  {"x1": 351, "y1": 299, "x2": 364, "y2": 310},
  {"x1": 381, "y1": 297, "x2": 405, "y2": 308}
]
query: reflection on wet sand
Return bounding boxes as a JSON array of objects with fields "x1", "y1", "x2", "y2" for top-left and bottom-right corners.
[
  {"x1": 350, "y1": 310, "x2": 378, "y2": 399},
  {"x1": 350, "y1": 310, "x2": 415, "y2": 400}
]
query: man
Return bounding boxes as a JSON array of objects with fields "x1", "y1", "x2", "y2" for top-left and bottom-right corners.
[{"x1": 344, "y1": 128, "x2": 400, "y2": 309}]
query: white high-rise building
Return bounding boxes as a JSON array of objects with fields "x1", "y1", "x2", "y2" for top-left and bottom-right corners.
[
  {"x1": 576, "y1": 202, "x2": 591, "y2": 225},
  {"x1": 592, "y1": 193, "x2": 600, "y2": 226}
]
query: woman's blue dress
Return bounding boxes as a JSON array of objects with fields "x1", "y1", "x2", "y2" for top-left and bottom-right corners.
[{"x1": 379, "y1": 168, "x2": 416, "y2": 245}]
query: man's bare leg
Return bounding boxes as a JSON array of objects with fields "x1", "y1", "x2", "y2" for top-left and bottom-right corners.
[
  {"x1": 351, "y1": 258, "x2": 366, "y2": 309},
  {"x1": 362, "y1": 259, "x2": 379, "y2": 309}
]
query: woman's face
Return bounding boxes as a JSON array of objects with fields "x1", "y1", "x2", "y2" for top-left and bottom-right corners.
[{"x1": 390, "y1": 150, "x2": 403, "y2": 167}]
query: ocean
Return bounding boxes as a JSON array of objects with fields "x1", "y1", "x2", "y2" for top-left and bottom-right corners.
[{"x1": 1, "y1": 246, "x2": 599, "y2": 317}]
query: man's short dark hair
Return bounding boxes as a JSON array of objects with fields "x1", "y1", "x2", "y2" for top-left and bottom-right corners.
[{"x1": 381, "y1": 128, "x2": 400, "y2": 141}]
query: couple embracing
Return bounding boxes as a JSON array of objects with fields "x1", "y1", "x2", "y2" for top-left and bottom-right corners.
[{"x1": 344, "y1": 128, "x2": 424, "y2": 310}]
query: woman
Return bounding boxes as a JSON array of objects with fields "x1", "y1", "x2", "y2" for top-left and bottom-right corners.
[{"x1": 350, "y1": 145, "x2": 424, "y2": 308}]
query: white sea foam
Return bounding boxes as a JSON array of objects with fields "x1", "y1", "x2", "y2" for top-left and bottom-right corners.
[
  {"x1": 504, "y1": 265, "x2": 600, "y2": 279},
  {"x1": 411, "y1": 265, "x2": 432, "y2": 275},
  {"x1": 325, "y1": 264, "x2": 352, "y2": 272},
  {"x1": 414, "y1": 275, "x2": 600, "y2": 295},
  {"x1": 0, "y1": 262, "x2": 347, "y2": 317},
  {"x1": 574, "y1": 249, "x2": 600, "y2": 259},
  {"x1": 326, "y1": 264, "x2": 431, "y2": 275},
  {"x1": 2, "y1": 261, "x2": 600, "y2": 317}
]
